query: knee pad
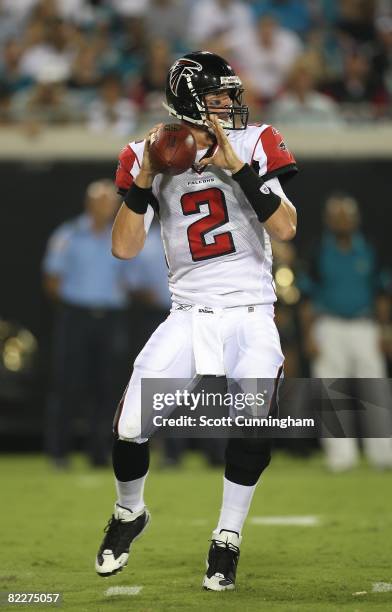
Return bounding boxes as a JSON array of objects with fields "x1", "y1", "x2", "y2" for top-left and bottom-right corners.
[
  {"x1": 225, "y1": 438, "x2": 272, "y2": 486},
  {"x1": 112, "y1": 437, "x2": 150, "y2": 482}
]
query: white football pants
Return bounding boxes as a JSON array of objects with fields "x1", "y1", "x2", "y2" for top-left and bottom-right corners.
[
  {"x1": 312, "y1": 316, "x2": 392, "y2": 470},
  {"x1": 116, "y1": 304, "x2": 284, "y2": 441}
]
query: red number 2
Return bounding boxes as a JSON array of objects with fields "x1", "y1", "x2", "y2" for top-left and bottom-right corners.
[{"x1": 180, "y1": 188, "x2": 235, "y2": 261}]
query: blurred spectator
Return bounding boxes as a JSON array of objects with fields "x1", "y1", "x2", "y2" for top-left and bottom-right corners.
[
  {"x1": 376, "y1": 0, "x2": 392, "y2": 19},
  {"x1": 252, "y1": 0, "x2": 312, "y2": 36},
  {"x1": 92, "y1": 21, "x2": 124, "y2": 76},
  {"x1": 144, "y1": 0, "x2": 188, "y2": 52},
  {"x1": 128, "y1": 219, "x2": 171, "y2": 367},
  {"x1": 0, "y1": 0, "x2": 39, "y2": 23},
  {"x1": 12, "y1": 63, "x2": 82, "y2": 126},
  {"x1": 299, "y1": 193, "x2": 392, "y2": 471},
  {"x1": 0, "y1": 82, "x2": 12, "y2": 125},
  {"x1": 0, "y1": 7, "x2": 19, "y2": 47},
  {"x1": 42, "y1": 180, "x2": 134, "y2": 468},
  {"x1": 337, "y1": 0, "x2": 377, "y2": 43},
  {"x1": 67, "y1": 44, "x2": 101, "y2": 105},
  {"x1": 31, "y1": 0, "x2": 59, "y2": 21},
  {"x1": 374, "y1": 16, "x2": 392, "y2": 100},
  {"x1": 235, "y1": 15, "x2": 303, "y2": 103},
  {"x1": 307, "y1": 0, "x2": 339, "y2": 27},
  {"x1": 86, "y1": 72, "x2": 137, "y2": 136},
  {"x1": 0, "y1": 38, "x2": 33, "y2": 93},
  {"x1": 111, "y1": 0, "x2": 149, "y2": 18},
  {"x1": 19, "y1": 15, "x2": 76, "y2": 81},
  {"x1": 0, "y1": 0, "x2": 390, "y2": 126},
  {"x1": 305, "y1": 25, "x2": 349, "y2": 82},
  {"x1": 324, "y1": 50, "x2": 389, "y2": 120},
  {"x1": 130, "y1": 219, "x2": 171, "y2": 322},
  {"x1": 116, "y1": 16, "x2": 147, "y2": 79},
  {"x1": 270, "y1": 55, "x2": 343, "y2": 127},
  {"x1": 53, "y1": 0, "x2": 96, "y2": 25},
  {"x1": 188, "y1": 0, "x2": 255, "y2": 53},
  {"x1": 130, "y1": 39, "x2": 171, "y2": 117}
]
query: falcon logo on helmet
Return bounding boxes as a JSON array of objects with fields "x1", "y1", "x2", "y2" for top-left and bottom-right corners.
[
  {"x1": 163, "y1": 51, "x2": 249, "y2": 130},
  {"x1": 169, "y1": 58, "x2": 203, "y2": 96}
]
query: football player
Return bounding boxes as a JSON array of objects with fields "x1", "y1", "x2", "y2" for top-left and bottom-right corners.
[{"x1": 95, "y1": 51, "x2": 298, "y2": 591}]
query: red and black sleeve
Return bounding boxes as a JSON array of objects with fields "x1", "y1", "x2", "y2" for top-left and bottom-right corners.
[
  {"x1": 115, "y1": 145, "x2": 138, "y2": 197},
  {"x1": 252, "y1": 126, "x2": 298, "y2": 184}
]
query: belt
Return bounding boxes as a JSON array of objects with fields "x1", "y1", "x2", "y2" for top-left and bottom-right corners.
[{"x1": 173, "y1": 302, "x2": 271, "y2": 314}]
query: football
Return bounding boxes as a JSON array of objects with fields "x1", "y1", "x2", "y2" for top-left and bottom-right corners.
[{"x1": 149, "y1": 123, "x2": 197, "y2": 175}]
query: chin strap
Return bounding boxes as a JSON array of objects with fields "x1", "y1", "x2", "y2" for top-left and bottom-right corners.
[{"x1": 162, "y1": 101, "x2": 205, "y2": 126}]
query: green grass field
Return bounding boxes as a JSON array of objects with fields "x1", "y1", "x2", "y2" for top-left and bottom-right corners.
[{"x1": 1, "y1": 451, "x2": 391, "y2": 612}]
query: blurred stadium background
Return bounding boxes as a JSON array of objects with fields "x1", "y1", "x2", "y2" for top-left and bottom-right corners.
[{"x1": 0, "y1": 1, "x2": 391, "y2": 610}]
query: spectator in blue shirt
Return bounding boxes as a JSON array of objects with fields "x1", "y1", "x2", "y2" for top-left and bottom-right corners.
[
  {"x1": 299, "y1": 193, "x2": 392, "y2": 471},
  {"x1": 42, "y1": 179, "x2": 135, "y2": 468},
  {"x1": 129, "y1": 220, "x2": 171, "y2": 312}
]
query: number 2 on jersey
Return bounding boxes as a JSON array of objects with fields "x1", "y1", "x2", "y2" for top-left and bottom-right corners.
[{"x1": 180, "y1": 187, "x2": 235, "y2": 262}]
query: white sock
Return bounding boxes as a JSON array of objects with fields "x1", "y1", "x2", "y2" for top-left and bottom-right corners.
[
  {"x1": 115, "y1": 474, "x2": 147, "y2": 513},
  {"x1": 216, "y1": 477, "x2": 257, "y2": 535}
]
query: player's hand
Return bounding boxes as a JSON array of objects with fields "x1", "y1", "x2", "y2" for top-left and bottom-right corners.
[
  {"x1": 199, "y1": 114, "x2": 244, "y2": 174},
  {"x1": 136, "y1": 123, "x2": 164, "y2": 187}
]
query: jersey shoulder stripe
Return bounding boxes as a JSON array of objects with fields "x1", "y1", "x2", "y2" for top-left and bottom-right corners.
[{"x1": 251, "y1": 124, "x2": 298, "y2": 183}]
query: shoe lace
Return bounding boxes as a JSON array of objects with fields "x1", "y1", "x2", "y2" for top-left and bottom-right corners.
[
  {"x1": 210, "y1": 539, "x2": 239, "y2": 576},
  {"x1": 101, "y1": 515, "x2": 135, "y2": 551}
]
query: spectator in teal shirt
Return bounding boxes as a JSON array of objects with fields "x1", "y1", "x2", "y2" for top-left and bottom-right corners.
[
  {"x1": 299, "y1": 193, "x2": 392, "y2": 472},
  {"x1": 300, "y1": 204, "x2": 389, "y2": 320}
]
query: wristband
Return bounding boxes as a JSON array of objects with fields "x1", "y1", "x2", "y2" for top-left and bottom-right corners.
[
  {"x1": 124, "y1": 183, "x2": 152, "y2": 214},
  {"x1": 232, "y1": 163, "x2": 281, "y2": 222}
]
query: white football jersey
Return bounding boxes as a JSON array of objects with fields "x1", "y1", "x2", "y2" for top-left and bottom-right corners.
[{"x1": 115, "y1": 124, "x2": 297, "y2": 308}]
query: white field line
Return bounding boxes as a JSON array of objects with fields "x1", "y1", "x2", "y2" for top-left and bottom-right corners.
[
  {"x1": 105, "y1": 586, "x2": 143, "y2": 596},
  {"x1": 372, "y1": 582, "x2": 392, "y2": 593},
  {"x1": 250, "y1": 515, "x2": 320, "y2": 526}
]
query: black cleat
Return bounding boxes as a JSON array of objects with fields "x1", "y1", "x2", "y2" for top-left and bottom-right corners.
[
  {"x1": 202, "y1": 530, "x2": 241, "y2": 591},
  {"x1": 95, "y1": 504, "x2": 150, "y2": 577}
]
